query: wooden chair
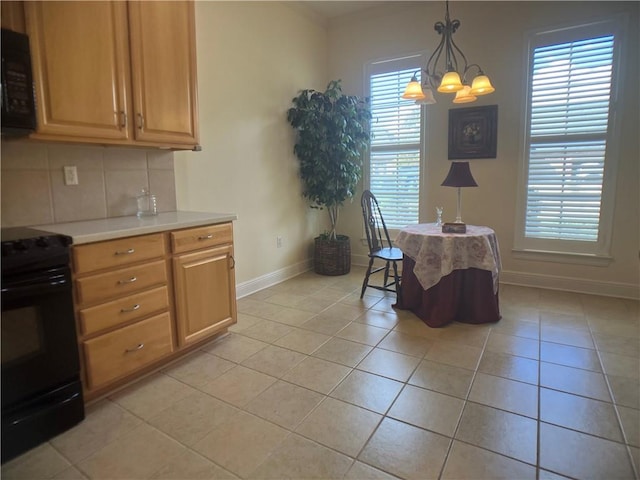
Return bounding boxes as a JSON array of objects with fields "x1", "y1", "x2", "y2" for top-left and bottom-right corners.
[{"x1": 360, "y1": 190, "x2": 403, "y2": 303}]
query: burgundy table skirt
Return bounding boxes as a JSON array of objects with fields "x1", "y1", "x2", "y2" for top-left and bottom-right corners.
[{"x1": 395, "y1": 256, "x2": 500, "y2": 328}]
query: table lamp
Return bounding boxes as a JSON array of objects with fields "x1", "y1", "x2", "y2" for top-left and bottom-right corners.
[{"x1": 441, "y1": 161, "x2": 477, "y2": 233}]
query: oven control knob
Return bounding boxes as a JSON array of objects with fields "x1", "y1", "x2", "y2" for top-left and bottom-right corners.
[{"x1": 36, "y1": 237, "x2": 50, "y2": 248}]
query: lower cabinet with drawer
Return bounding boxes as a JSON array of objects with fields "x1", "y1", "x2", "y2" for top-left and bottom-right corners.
[
  {"x1": 73, "y1": 222, "x2": 236, "y2": 400},
  {"x1": 83, "y1": 312, "x2": 174, "y2": 390}
]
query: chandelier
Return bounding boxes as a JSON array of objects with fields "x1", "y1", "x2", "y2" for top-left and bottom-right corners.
[{"x1": 402, "y1": 0, "x2": 495, "y2": 105}]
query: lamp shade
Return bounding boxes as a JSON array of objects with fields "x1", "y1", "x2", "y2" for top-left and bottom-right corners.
[
  {"x1": 453, "y1": 85, "x2": 477, "y2": 104},
  {"x1": 438, "y1": 71, "x2": 464, "y2": 93},
  {"x1": 401, "y1": 75, "x2": 426, "y2": 100},
  {"x1": 469, "y1": 74, "x2": 495, "y2": 95},
  {"x1": 415, "y1": 87, "x2": 437, "y2": 105},
  {"x1": 441, "y1": 161, "x2": 478, "y2": 187}
]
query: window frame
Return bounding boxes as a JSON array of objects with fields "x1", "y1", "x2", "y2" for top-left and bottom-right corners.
[
  {"x1": 364, "y1": 53, "x2": 427, "y2": 233},
  {"x1": 514, "y1": 17, "x2": 625, "y2": 261}
]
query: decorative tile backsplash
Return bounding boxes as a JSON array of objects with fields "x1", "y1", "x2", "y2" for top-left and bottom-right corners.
[{"x1": 1, "y1": 140, "x2": 176, "y2": 227}]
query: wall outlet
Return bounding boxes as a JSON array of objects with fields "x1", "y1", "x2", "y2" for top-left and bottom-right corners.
[
  {"x1": 276, "y1": 236, "x2": 283, "y2": 248},
  {"x1": 63, "y1": 166, "x2": 78, "y2": 185}
]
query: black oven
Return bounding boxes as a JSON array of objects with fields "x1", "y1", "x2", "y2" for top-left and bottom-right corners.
[
  {"x1": 1, "y1": 28, "x2": 37, "y2": 136},
  {"x1": 1, "y1": 228, "x2": 84, "y2": 463}
]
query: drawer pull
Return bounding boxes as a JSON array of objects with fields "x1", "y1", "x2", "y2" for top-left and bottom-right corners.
[
  {"x1": 115, "y1": 248, "x2": 135, "y2": 255},
  {"x1": 124, "y1": 343, "x2": 144, "y2": 353},
  {"x1": 198, "y1": 234, "x2": 213, "y2": 240},
  {"x1": 118, "y1": 276, "x2": 137, "y2": 285},
  {"x1": 120, "y1": 304, "x2": 141, "y2": 313}
]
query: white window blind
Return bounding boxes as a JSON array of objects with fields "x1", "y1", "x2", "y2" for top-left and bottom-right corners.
[
  {"x1": 369, "y1": 67, "x2": 422, "y2": 229},
  {"x1": 525, "y1": 35, "x2": 615, "y2": 243}
]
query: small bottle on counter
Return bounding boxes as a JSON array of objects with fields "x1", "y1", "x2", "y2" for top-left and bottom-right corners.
[{"x1": 136, "y1": 188, "x2": 158, "y2": 217}]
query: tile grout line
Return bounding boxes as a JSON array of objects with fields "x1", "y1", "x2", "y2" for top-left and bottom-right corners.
[
  {"x1": 588, "y1": 313, "x2": 640, "y2": 480},
  {"x1": 536, "y1": 305, "x2": 542, "y2": 480},
  {"x1": 436, "y1": 320, "x2": 493, "y2": 480}
]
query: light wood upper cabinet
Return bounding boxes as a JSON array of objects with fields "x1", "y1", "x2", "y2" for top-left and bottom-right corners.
[
  {"x1": 24, "y1": 1, "x2": 199, "y2": 149},
  {"x1": 128, "y1": 1, "x2": 199, "y2": 145},
  {"x1": 25, "y1": 2, "x2": 131, "y2": 140}
]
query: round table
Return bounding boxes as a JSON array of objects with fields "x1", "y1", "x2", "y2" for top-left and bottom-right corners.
[{"x1": 394, "y1": 224, "x2": 502, "y2": 327}]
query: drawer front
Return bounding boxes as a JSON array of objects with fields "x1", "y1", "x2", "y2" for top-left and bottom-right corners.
[
  {"x1": 75, "y1": 259, "x2": 168, "y2": 305},
  {"x1": 73, "y1": 233, "x2": 166, "y2": 274},
  {"x1": 171, "y1": 223, "x2": 232, "y2": 254},
  {"x1": 79, "y1": 286, "x2": 170, "y2": 336},
  {"x1": 83, "y1": 312, "x2": 173, "y2": 390}
]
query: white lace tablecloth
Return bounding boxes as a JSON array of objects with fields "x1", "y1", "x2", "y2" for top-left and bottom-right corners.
[{"x1": 394, "y1": 224, "x2": 502, "y2": 293}]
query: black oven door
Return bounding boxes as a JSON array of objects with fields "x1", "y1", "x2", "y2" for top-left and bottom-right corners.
[{"x1": 1, "y1": 266, "x2": 80, "y2": 409}]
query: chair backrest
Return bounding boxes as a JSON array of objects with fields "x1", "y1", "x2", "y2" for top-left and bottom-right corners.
[{"x1": 361, "y1": 190, "x2": 393, "y2": 254}]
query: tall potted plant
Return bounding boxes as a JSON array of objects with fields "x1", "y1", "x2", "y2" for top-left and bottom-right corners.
[{"x1": 287, "y1": 80, "x2": 371, "y2": 275}]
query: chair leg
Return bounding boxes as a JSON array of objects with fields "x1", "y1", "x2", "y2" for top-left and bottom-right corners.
[
  {"x1": 383, "y1": 262, "x2": 390, "y2": 287},
  {"x1": 360, "y1": 258, "x2": 375, "y2": 298},
  {"x1": 391, "y1": 260, "x2": 402, "y2": 305}
]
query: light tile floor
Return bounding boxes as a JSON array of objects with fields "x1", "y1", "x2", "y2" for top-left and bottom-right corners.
[{"x1": 3, "y1": 266, "x2": 639, "y2": 479}]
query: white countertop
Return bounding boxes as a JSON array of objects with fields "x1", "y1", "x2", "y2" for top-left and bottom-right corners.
[{"x1": 34, "y1": 211, "x2": 237, "y2": 245}]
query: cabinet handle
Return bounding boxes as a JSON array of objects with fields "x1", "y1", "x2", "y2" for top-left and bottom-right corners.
[
  {"x1": 230, "y1": 255, "x2": 235, "y2": 269},
  {"x1": 120, "y1": 111, "x2": 127, "y2": 128},
  {"x1": 120, "y1": 304, "x2": 141, "y2": 313},
  {"x1": 124, "y1": 343, "x2": 144, "y2": 353},
  {"x1": 198, "y1": 234, "x2": 213, "y2": 240},
  {"x1": 118, "y1": 276, "x2": 137, "y2": 285},
  {"x1": 115, "y1": 248, "x2": 135, "y2": 255},
  {"x1": 137, "y1": 113, "x2": 145, "y2": 130}
]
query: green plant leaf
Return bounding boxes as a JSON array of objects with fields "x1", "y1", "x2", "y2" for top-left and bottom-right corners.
[{"x1": 287, "y1": 80, "x2": 371, "y2": 237}]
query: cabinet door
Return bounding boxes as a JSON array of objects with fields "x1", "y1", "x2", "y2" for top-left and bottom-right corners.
[
  {"x1": 127, "y1": 1, "x2": 199, "y2": 146},
  {"x1": 25, "y1": 1, "x2": 131, "y2": 140},
  {"x1": 173, "y1": 245, "x2": 236, "y2": 346}
]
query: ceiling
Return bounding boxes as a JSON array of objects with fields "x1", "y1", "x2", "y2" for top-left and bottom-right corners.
[{"x1": 301, "y1": 1, "x2": 384, "y2": 19}]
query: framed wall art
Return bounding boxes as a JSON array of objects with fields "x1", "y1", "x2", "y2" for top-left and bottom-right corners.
[{"x1": 448, "y1": 105, "x2": 498, "y2": 159}]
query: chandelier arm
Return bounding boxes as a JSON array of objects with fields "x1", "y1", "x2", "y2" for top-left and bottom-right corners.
[
  {"x1": 448, "y1": 33, "x2": 469, "y2": 78},
  {"x1": 461, "y1": 63, "x2": 485, "y2": 84},
  {"x1": 443, "y1": 17, "x2": 461, "y2": 72},
  {"x1": 425, "y1": 33, "x2": 447, "y2": 88}
]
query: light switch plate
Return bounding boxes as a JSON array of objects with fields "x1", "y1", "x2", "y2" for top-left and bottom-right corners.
[{"x1": 63, "y1": 166, "x2": 78, "y2": 185}]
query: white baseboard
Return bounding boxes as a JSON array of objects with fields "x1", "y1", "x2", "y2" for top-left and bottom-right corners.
[
  {"x1": 236, "y1": 258, "x2": 639, "y2": 300},
  {"x1": 236, "y1": 259, "x2": 312, "y2": 299},
  {"x1": 352, "y1": 254, "x2": 370, "y2": 267},
  {"x1": 500, "y1": 270, "x2": 639, "y2": 300}
]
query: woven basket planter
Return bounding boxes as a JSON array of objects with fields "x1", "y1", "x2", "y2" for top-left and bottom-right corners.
[{"x1": 314, "y1": 235, "x2": 351, "y2": 276}]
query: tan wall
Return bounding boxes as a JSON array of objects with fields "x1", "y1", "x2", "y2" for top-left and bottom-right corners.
[
  {"x1": 174, "y1": 1, "x2": 329, "y2": 285},
  {"x1": 1, "y1": 141, "x2": 176, "y2": 226},
  {"x1": 328, "y1": 1, "x2": 639, "y2": 297}
]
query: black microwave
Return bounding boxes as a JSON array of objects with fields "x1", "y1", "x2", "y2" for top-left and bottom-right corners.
[{"x1": 1, "y1": 28, "x2": 37, "y2": 136}]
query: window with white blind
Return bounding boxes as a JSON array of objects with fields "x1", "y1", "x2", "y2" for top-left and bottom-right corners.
[
  {"x1": 515, "y1": 20, "x2": 621, "y2": 257},
  {"x1": 367, "y1": 56, "x2": 424, "y2": 229}
]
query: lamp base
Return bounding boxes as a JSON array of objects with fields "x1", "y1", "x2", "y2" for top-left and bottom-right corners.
[{"x1": 442, "y1": 222, "x2": 466, "y2": 234}]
